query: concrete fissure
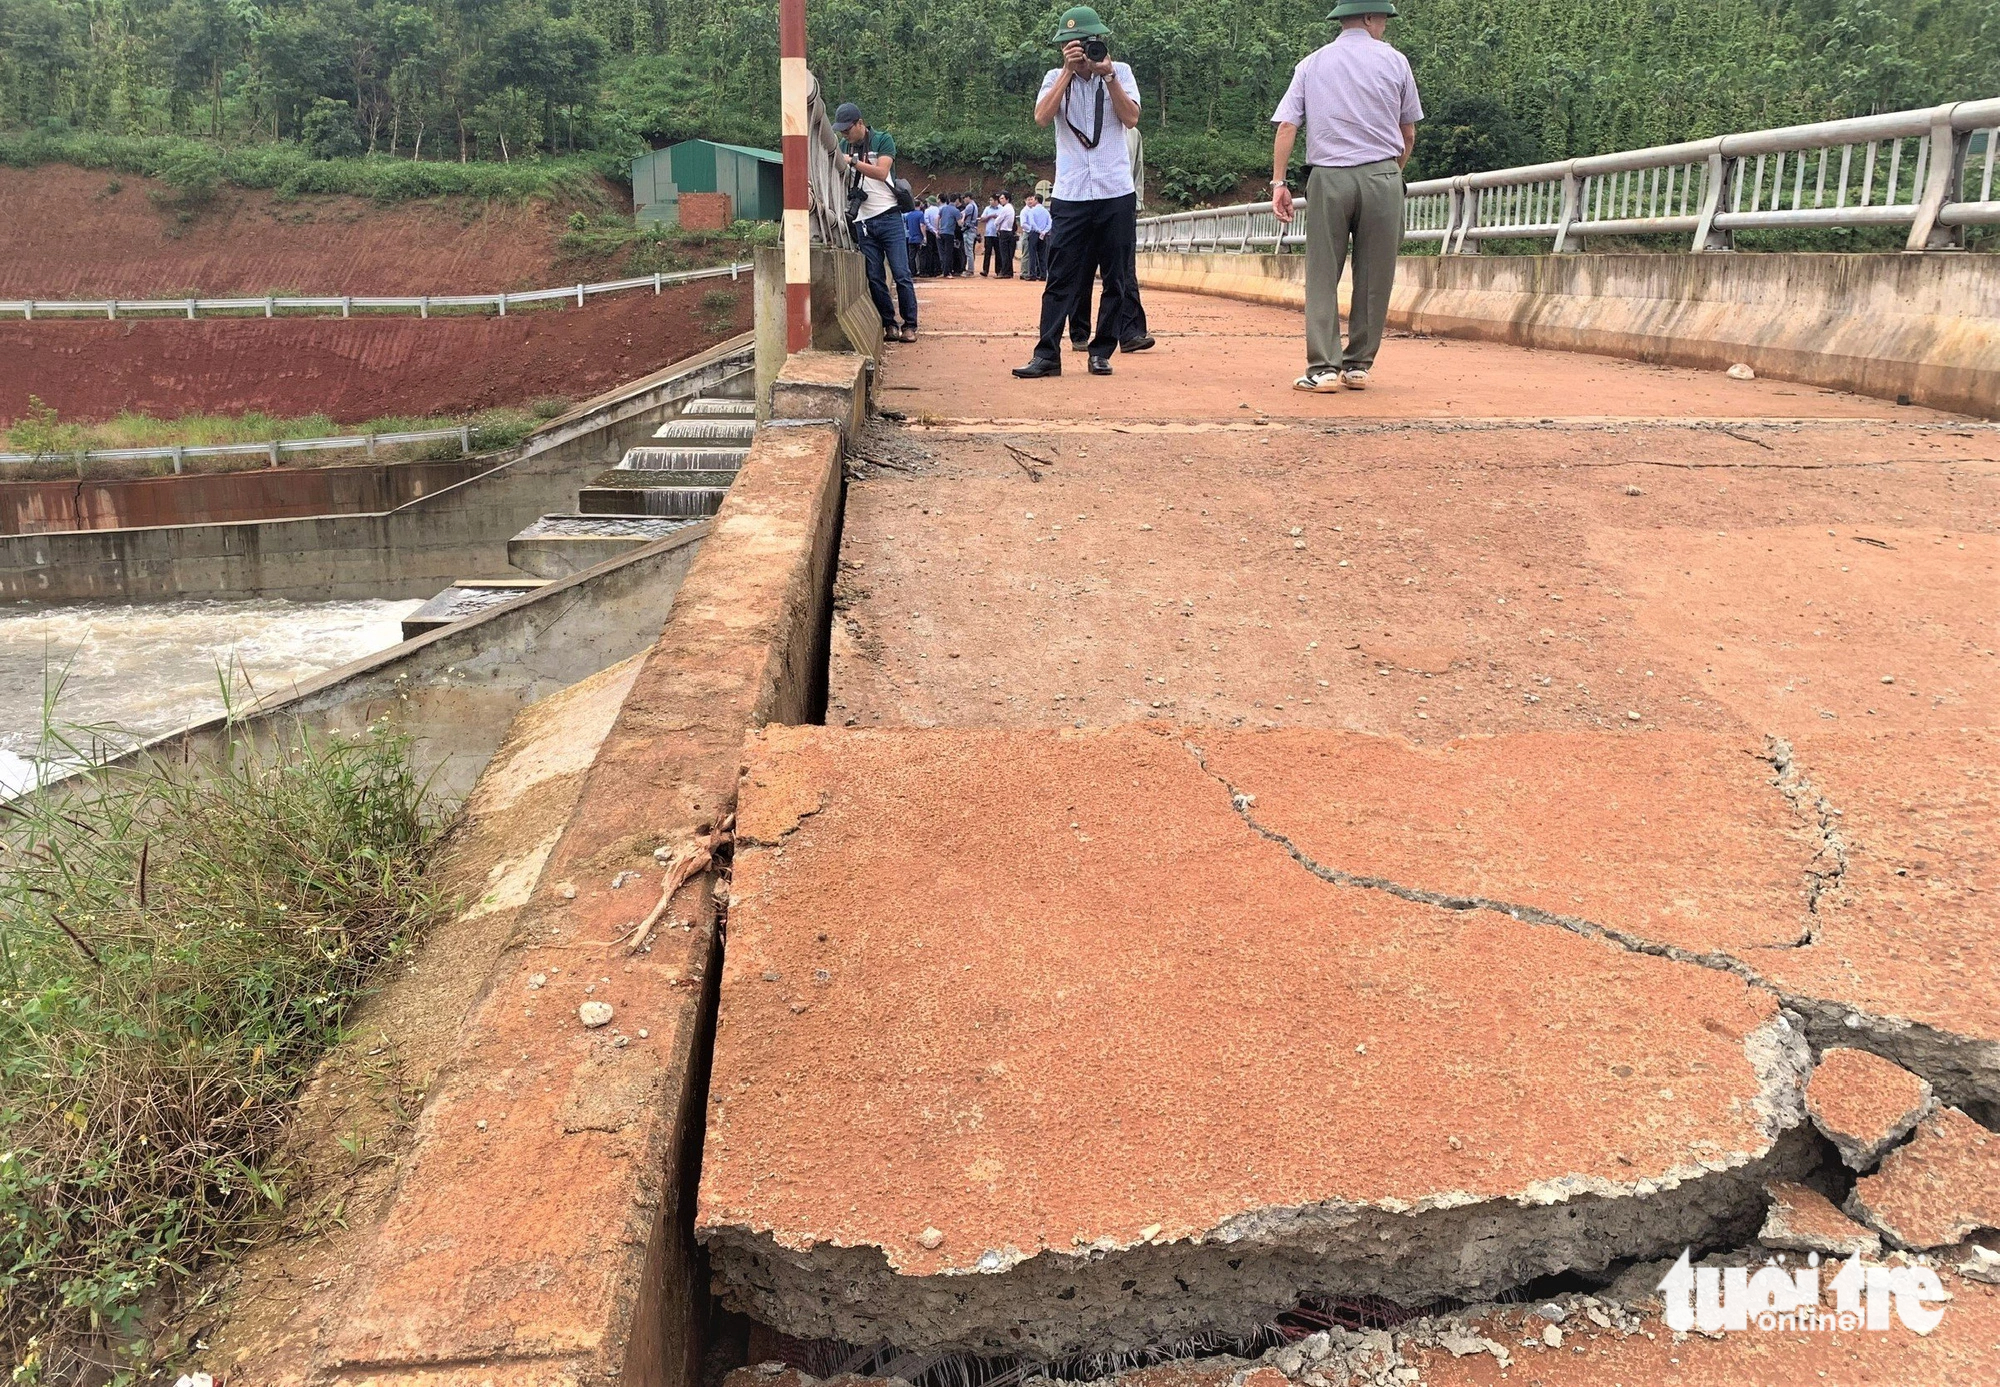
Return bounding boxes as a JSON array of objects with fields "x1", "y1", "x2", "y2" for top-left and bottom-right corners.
[
  {"x1": 1177, "y1": 736, "x2": 1995, "y2": 1117},
  {"x1": 1760, "y1": 735, "x2": 1850, "y2": 946}
]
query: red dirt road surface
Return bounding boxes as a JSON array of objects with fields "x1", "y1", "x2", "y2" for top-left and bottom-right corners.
[{"x1": 0, "y1": 283, "x2": 749, "y2": 423}]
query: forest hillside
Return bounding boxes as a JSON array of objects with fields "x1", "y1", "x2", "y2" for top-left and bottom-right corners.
[{"x1": 3, "y1": 0, "x2": 1995, "y2": 202}]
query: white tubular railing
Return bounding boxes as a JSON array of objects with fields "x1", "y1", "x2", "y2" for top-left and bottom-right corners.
[
  {"x1": 0, "y1": 425, "x2": 478, "y2": 474},
  {"x1": 805, "y1": 74, "x2": 857, "y2": 251},
  {"x1": 1138, "y1": 97, "x2": 2000, "y2": 255},
  {"x1": 1, "y1": 261, "x2": 752, "y2": 321}
]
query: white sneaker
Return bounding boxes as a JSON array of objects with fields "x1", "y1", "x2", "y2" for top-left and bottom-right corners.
[
  {"x1": 1340, "y1": 369, "x2": 1370, "y2": 390},
  {"x1": 1293, "y1": 369, "x2": 1343, "y2": 393}
]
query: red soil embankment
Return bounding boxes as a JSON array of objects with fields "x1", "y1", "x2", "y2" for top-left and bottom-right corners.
[
  {"x1": 0, "y1": 165, "x2": 622, "y2": 297},
  {"x1": 0, "y1": 284, "x2": 750, "y2": 423}
]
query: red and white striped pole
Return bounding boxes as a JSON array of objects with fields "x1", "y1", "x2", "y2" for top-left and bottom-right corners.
[{"x1": 779, "y1": 0, "x2": 812, "y2": 352}]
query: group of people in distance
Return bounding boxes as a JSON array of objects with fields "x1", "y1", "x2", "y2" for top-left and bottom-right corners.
[
  {"x1": 905, "y1": 192, "x2": 1055, "y2": 283},
  {"x1": 836, "y1": 1, "x2": 1423, "y2": 386}
]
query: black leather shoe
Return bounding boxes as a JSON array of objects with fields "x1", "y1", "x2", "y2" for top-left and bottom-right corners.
[
  {"x1": 1120, "y1": 334, "x2": 1156, "y2": 352},
  {"x1": 1013, "y1": 357, "x2": 1062, "y2": 379},
  {"x1": 1088, "y1": 355, "x2": 1113, "y2": 376}
]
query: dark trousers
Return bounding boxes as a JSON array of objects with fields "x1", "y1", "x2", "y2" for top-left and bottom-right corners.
[
  {"x1": 937, "y1": 233, "x2": 958, "y2": 277},
  {"x1": 996, "y1": 229, "x2": 1017, "y2": 276},
  {"x1": 981, "y1": 236, "x2": 998, "y2": 274},
  {"x1": 855, "y1": 209, "x2": 917, "y2": 330},
  {"x1": 1023, "y1": 231, "x2": 1047, "y2": 278},
  {"x1": 1035, "y1": 193, "x2": 1137, "y2": 362}
]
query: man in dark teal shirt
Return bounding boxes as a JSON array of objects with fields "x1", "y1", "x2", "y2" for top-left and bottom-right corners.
[{"x1": 835, "y1": 102, "x2": 917, "y2": 342}]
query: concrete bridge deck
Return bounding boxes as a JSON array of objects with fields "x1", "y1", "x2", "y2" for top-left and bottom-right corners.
[{"x1": 698, "y1": 278, "x2": 1999, "y2": 1376}]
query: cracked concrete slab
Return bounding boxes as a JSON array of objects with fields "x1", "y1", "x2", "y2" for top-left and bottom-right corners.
[
  {"x1": 1189, "y1": 728, "x2": 1818, "y2": 958},
  {"x1": 1758, "y1": 1180, "x2": 1881, "y2": 1258},
  {"x1": 1849, "y1": 1106, "x2": 2000, "y2": 1250},
  {"x1": 699, "y1": 723, "x2": 1815, "y2": 1357},
  {"x1": 1192, "y1": 726, "x2": 2000, "y2": 1116},
  {"x1": 1752, "y1": 731, "x2": 2000, "y2": 1113},
  {"x1": 1806, "y1": 1046, "x2": 1936, "y2": 1170}
]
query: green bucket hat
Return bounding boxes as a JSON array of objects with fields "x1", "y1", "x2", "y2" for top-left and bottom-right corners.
[
  {"x1": 1328, "y1": 0, "x2": 1398, "y2": 16},
  {"x1": 1052, "y1": 6, "x2": 1113, "y2": 44}
]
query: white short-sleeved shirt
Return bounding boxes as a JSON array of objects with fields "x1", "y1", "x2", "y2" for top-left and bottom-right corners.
[
  {"x1": 1272, "y1": 31, "x2": 1423, "y2": 169},
  {"x1": 991, "y1": 202, "x2": 1017, "y2": 232},
  {"x1": 1040, "y1": 62, "x2": 1141, "y2": 202}
]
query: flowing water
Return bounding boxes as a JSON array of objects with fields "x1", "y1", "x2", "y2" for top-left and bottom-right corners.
[{"x1": 0, "y1": 597, "x2": 421, "y2": 795}]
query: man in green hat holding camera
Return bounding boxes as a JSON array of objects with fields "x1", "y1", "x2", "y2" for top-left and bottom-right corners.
[
  {"x1": 1012, "y1": 6, "x2": 1145, "y2": 379},
  {"x1": 1271, "y1": 2, "x2": 1423, "y2": 392}
]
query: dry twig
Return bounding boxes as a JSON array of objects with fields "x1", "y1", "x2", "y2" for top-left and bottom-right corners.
[{"x1": 623, "y1": 814, "x2": 734, "y2": 954}]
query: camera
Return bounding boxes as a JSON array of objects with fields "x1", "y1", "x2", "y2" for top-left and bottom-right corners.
[{"x1": 1080, "y1": 36, "x2": 1108, "y2": 62}]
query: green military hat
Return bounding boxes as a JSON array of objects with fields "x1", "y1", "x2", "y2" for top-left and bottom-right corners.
[
  {"x1": 1328, "y1": 0, "x2": 1398, "y2": 16},
  {"x1": 1052, "y1": 6, "x2": 1113, "y2": 43}
]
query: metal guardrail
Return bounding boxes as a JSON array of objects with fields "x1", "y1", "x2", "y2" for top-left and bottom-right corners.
[
  {"x1": 1, "y1": 262, "x2": 752, "y2": 321},
  {"x1": 1138, "y1": 98, "x2": 2000, "y2": 255},
  {"x1": 806, "y1": 73, "x2": 858, "y2": 251},
  {"x1": 0, "y1": 425, "x2": 475, "y2": 473}
]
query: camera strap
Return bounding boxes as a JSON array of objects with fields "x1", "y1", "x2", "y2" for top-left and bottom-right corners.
[{"x1": 1063, "y1": 79, "x2": 1106, "y2": 151}]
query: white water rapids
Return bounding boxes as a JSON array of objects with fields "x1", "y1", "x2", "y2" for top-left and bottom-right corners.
[{"x1": 0, "y1": 598, "x2": 420, "y2": 795}]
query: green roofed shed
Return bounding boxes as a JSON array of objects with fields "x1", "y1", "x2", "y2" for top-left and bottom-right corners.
[{"x1": 633, "y1": 140, "x2": 784, "y2": 226}]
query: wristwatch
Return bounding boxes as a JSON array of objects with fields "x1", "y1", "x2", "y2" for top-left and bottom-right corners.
[{"x1": 1272, "y1": 179, "x2": 1288, "y2": 188}]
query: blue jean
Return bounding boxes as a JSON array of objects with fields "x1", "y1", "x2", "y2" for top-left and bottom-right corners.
[{"x1": 856, "y1": 210, "x2": 918, "y2": 331}]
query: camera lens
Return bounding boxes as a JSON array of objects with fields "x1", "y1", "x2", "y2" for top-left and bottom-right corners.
[{"x1": 1083, "y1": 37, "x2": 1108, "y2": 61}]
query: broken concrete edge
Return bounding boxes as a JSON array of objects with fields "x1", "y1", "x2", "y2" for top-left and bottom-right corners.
[
  {"x1": 697, "y1": 959, "x2": 1814, "y2": 1357},
  {"x1": 700, "y1": 1123, "x2": 1814, "y2": 1358},
  {"x1": 1848, "y1": 1106, "x2": 2000, "y2": 1251},
  {"x1": 723, "y1": 1258, "x2": 2000, "y2": 1387},
  {"x1": 1178, "y1": 729, "x2": 2000, "y2": 1120},
  {"x1": 206, "y1": 407, "x2": 856, "y2": 1382},
  {"x1": 1806, "y1": 1046, "x2": 1940, "y2": 1172},
  {"x1": 1760, "y1": 1181, "x2": 1884, "y2": 1259},
  {"x1": 1134, "y1": 250, "x2": 2000, "y2": 417}
]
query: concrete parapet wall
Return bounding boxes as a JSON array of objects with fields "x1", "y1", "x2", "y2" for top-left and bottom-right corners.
[
  {"x1": 204, "y1": 350, "x2": 863, "y2": 1385},
  {"x1": 1136, "y1": 251, "x2": 1999, "y2": 417},
  {"x1": 0, "y1": 333, "x2": 752, "y2": 602}
]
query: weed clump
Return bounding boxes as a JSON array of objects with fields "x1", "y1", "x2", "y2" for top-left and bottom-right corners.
[{"x1": 0, "y1": 717, "x2": 452, "y2": 1378}]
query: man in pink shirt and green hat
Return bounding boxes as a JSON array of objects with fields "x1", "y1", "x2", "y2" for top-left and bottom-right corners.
[{"x1": 1270, "y1": 1, "x2": 1424, "y2": 393}]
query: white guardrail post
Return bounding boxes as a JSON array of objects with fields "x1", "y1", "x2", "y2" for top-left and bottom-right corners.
[
  {"x1": 1909, "y1": 103, "x2": 1969, "y2": 250},
  {"x1": 1692, "y1": 152, "x2": 1734, "y2": 251},
  {"x1": 1552, "y1": 169, "x2": 1580, "y2": 251}
]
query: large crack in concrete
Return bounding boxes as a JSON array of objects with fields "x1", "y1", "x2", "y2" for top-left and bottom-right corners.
[
  {"x1": 703, "y1": 732, "x2": 1831, "y2": 1358},
  {"x1": 1178, "y1": 736, "x2": 1998, "y2": 1119},
  {"x1": 1760, "y1": 735, "x2": 1848, "y2": 946}
]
